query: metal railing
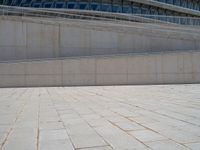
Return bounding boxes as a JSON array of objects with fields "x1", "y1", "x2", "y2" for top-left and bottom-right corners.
[
  {"x1": 0, "y1": 5, "x2": 200, "y2": 26},
  {"x1": 0, "y1": 5, "x2": 120, "y2": 22},
  {"x1": 135, "y1": 14, "x2": 200, "y2": 26}
]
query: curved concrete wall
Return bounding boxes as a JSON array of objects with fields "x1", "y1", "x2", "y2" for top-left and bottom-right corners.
[
  {"x1": 0, "y1": 51, "x2": 199, "y2": 87},
  {"x1": 0, "y1": 16, "x2": 200, "y2": 61}
]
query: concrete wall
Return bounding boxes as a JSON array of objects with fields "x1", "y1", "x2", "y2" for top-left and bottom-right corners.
[
  {"x1": 0, "y1": 16, "x2": 200, "y2": 61},
  {"x1": 0, "y1": 51, "x2": 199, "y2": 87}
]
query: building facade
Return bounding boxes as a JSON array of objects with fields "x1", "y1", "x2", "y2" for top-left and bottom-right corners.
[{"x1": 1, "y1": 0, "x2": 200, "y2": 18}]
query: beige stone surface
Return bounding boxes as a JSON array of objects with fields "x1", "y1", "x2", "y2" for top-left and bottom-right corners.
[
  {"x1": 0, "y1": 51, "x2": 200, "y2": 87},
  {"x1": 0, "y1": 16, "x2": 200, "y2": 61},
  {"x1": 0, "y1": 84, "x2": 200, "y2": 150}
]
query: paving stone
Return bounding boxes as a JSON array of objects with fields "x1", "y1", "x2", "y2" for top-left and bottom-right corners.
[
  {"x1": 114, "y1": 121, "x2": 145, "y2": 131},
  {"x1": 2, "y1": 138, "x2": 36, "y2": 150},
  {"x1": 39, "y1": 139, "x2": 74, "y2": 150},
  {"x1": 185, "y1": 142, "x2": 200, "y2": 150},
  {"x1": 0, "y1": 115, "x2": 16, "y2": 125},
  {"x1": 10, "y1": 128, "x2": 37, "y2": 140},
  {"x1": 95, "y1": 124, "x2": 147, "y2": 150},
  {"x1": 129, "y1": 130, "x2": 167, "y2": 142},
  {"x1": 130, "y1": 116, "x2": 159, "y2": 124},
  {"x1": 0, "y1": 132, "x2": 7, "y2": 145},
  {"x1": 15, "y1": 121, "x2": 38, "y2": 129},
  {"x1": 146, "y1": 140, "x2": 190, "y2": 150},
  {"x1": 40, "y1": 122, "x2": 64, "y2": 130},
  {"x1": 66, "y1": 123, "x2": 107, "y2": 149},
  {"x1": 105, "y1": 116, "x2": 130, "y2": 123},
  {"x1": 80, "y1": 146, "x2": 113, "y2": 150},
  {"x1": 158, "y1": 128, "x2": 200, "y2": 143},
  {"x1": 69, "y1": 134, "x2": 108, "y2": 149},
  {"x1": 2, "y1": 129, "x2": 37, "y2": 150},
  {"x1": 0, "y1": 125, "x2": 10, "y2": 133},
  {"x1": 40, "y1": 129, "x2": 69, "y2": 141}
]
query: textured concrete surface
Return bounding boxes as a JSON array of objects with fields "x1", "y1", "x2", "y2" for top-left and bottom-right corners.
[
  {"x1": 0, "y1": 84, "x2": 200, "y2": 150},
  {"x1": 0, "y1": 16, "x2": 200, "y2": 61},
  {"x1": 0, "y1": 51, "x2": 200, "y2": 87}
]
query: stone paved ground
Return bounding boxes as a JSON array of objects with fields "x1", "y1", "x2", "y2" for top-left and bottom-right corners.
[{"x1": 0, "y1": 85, "x2": 200, "y2": 150}]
